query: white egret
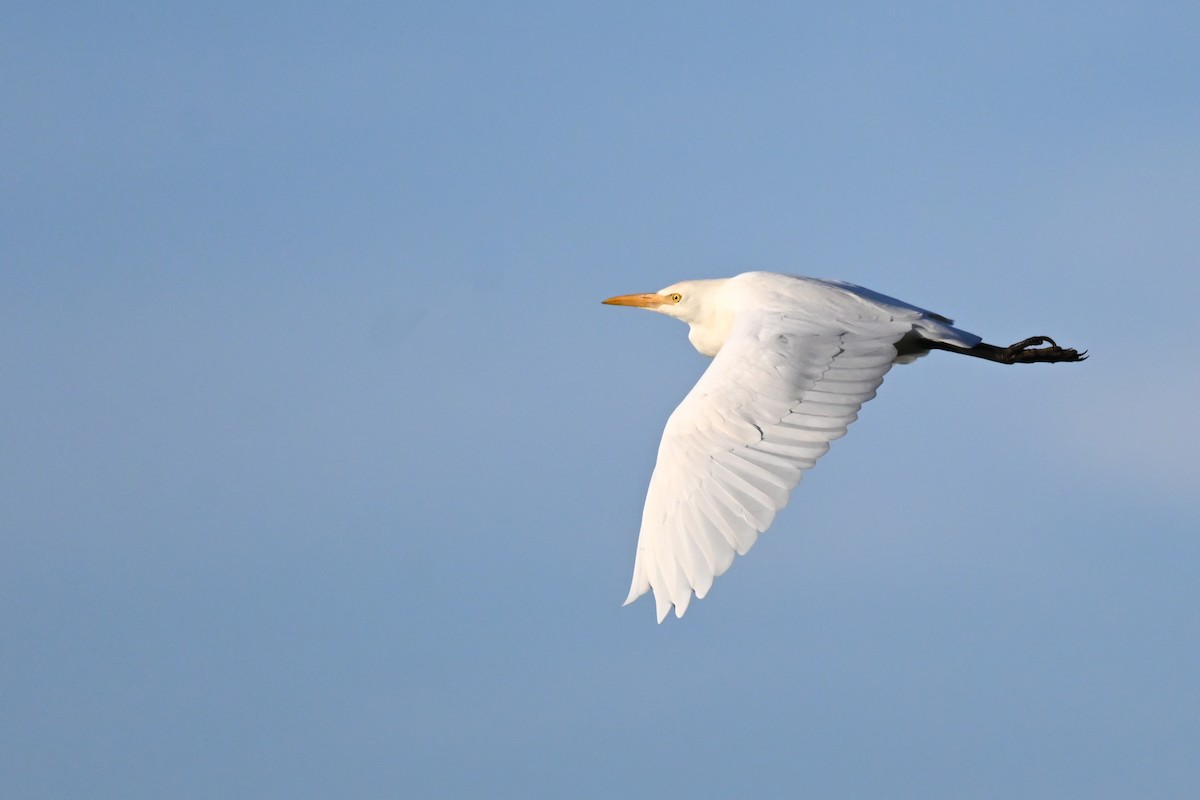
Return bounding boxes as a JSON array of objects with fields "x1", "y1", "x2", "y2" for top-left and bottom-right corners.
[{"x1": 604, "y1": 271, "x2": 1085, "y2": 622}]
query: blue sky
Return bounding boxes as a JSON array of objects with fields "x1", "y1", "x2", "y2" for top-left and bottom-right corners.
[{"x1": 3, "y1": 2, "x2": 1199, "y2": 797}]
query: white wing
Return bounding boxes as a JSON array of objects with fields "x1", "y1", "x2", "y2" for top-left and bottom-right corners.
[{"x1": 625, "y1": 310, "x2": 913, "y2": 621}]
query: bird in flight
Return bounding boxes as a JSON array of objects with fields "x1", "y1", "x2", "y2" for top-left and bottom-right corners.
[{"x1": 603, "y1": 271, "x2": 1085, "y2": 622}]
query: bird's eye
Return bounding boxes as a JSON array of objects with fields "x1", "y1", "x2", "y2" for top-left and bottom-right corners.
[{"x1": 670, "y1": 293, "x2": 682, "y2": 303}]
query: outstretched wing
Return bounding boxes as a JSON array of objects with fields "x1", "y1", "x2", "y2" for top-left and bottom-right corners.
[{"x1": 625, "y1": 311, "x2": 912, "y2": 621}]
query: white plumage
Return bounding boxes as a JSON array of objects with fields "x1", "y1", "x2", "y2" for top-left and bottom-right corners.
[{"x1": 603, "y1": 271, "x2": 1081, "y2": 622}]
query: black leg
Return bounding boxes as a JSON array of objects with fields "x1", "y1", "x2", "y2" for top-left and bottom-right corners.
[{"x1": 925, "y1": 336, "x2": 1088, "y2": 364}]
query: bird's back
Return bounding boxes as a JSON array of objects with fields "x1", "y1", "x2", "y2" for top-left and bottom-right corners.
[{"x1": 726, "y1": 272, "x2": 981, "y2": 350}]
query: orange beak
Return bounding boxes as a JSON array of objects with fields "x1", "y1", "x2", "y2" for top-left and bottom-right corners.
[{"x1": 601, "y1": 293, "x2": 672, "y2": 308}]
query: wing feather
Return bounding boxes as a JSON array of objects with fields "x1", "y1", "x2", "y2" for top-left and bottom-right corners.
[
  {"x1": 624, "y1": 310, "x2": 913, "y2": 620},
  {"x1": 692, "y1": 486, "x2": 754, "y2": 556}
]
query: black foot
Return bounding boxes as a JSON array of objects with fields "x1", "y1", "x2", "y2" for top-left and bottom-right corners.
[{"x1": 1001, "y1": 336, "x2": 1088, "y2": 364}]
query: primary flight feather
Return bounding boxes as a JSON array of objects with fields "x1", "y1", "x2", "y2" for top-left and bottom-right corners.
[{"x1": 603, "y1": 272, "x2": 1085, "y2": 622}]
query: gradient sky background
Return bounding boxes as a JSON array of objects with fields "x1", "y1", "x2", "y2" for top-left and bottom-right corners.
[{"x1": 4, "y1": 2, "x2": 1199, "y2": 798}]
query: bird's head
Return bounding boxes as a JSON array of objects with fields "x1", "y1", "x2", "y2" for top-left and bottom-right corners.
[
  {"x1": 603, "y1": 279, "x2": 733, "y2": 356},
  {"x1": 601, "y1": 279, "x2": 720, "y2": 324}
]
